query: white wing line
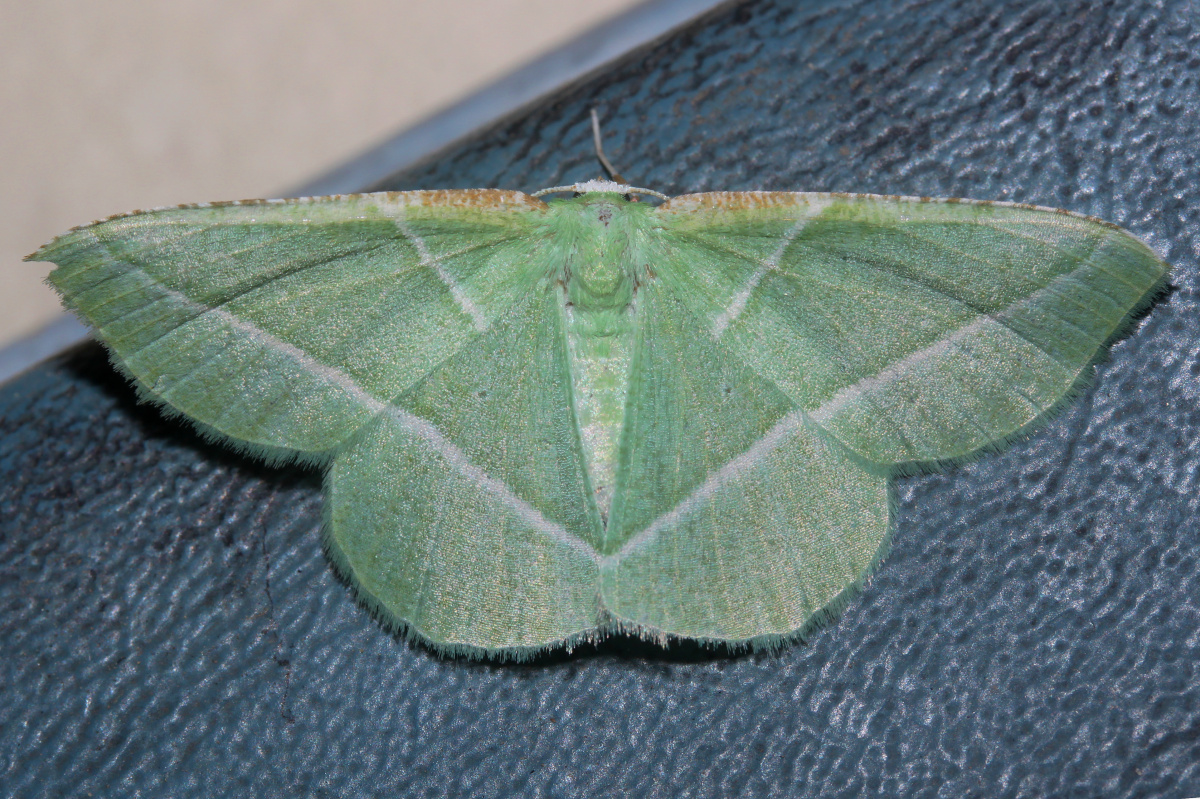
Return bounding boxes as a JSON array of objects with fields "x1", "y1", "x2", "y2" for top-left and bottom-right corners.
[
  {"x1": 606, "y1": 217, "x2": 1155, "y2": 567},
  {"x1": 384, "y1": 408, "x2": 601, "y2": 563},
  {"x1": 215, "y1": 306, "x2": 389, "y2": 414},
  {"x1": 805, "y1": 316, "x2": 993, "y2": 424},
  {"x1": 394, "y1": 219, "x2": 489, "y2": 332},
  {"x1": 608, "y1": 409, "x2": 808, "y2": 564},
  {"x1": 807, "y1": 263, "x2": 1108, "y2": 427},
  {"x1": 137, "y1": 277, "x2": 597, "y2": 562},
  {"x1": 80, "y1": 228, "x2": 391, "y2": 412},
  {"x1": 225, "y1": 298, "x2": 595, "y2": 559},
  {"x1": 223, "y1": 309, "x2": 595, "y2": 560},
  {"x1": 711, "y1": 217, "x2": 812, "y2": 338},
  {"x1": 615, "y1": 302, "x2": 1047, "y2": 563},
  {"x1": 619, "y1": 292, "x2": 1082, "y2": 561}
]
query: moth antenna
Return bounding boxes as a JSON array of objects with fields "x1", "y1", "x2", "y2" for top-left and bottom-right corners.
[{"x1": 590, "y1": 108, "x2": 628, "y2": 185}]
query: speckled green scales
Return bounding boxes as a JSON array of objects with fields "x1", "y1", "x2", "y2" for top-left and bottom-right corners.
[{"x1": 29, "y1": 180, "x2": 1167, "y2": 657}]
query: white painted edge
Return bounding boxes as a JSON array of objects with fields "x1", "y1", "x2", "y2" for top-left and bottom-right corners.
[
  {"x1": 295, "y1": 0, "x2": 738, "y2": 196},
  {"x1": 6, "y1": 0, "x2": 736, "y2": 382}
]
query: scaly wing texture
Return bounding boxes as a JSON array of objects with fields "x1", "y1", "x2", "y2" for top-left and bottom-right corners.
[
  {"x1": 600, "y1": 278, "x2": 890, "y2": 643},
  {"x1": 598, "y1": 192, "x2": 1166, "y2": 645},
  {"x1": 654, "y1": 193, "x2": 1168, "y2": 466},
  {"x1": 29, "y1": 189, "x2": 1168, "y2": 655},
  {"x1": 326, "y1": 290, "x2": 603, "y2": 654},
  {"x1": 31, "y1": 191, "x2": 612, "y2": 655},
  {"x1": 30, "y1": 190, "x2": 548, "y2": 455}
]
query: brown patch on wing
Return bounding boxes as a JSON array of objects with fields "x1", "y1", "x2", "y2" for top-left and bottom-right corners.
[
  {"x1": 51, "y1": 189, "x2": 547, "y2": 233},
  {"x1": 405, "y1": 188, "x2": 548, "y2": 211},
  {"x1": 656, "y1": 191, "x2": 1129, "y2": 231},
  {"x1": 658, "y1": 191, "x2": 814, "y2": 211}
]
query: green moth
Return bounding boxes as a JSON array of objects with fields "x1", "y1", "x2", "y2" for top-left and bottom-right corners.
[{"x1": 27, "y1": 178, "x2": 1167, "y2": 658}]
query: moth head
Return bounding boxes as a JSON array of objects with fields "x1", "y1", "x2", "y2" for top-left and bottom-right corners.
[{"x1": 532, "y1": 181, "x2": 669, "y2": 202}]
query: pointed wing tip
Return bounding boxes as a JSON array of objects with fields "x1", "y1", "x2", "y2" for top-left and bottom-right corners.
[{"x1": 24, "y1": 233, "x2": 76, "y2": 264}]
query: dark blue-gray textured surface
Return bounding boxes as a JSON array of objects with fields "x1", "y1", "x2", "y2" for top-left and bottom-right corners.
[{"x1": 3, "y1": 0, "x2": 1199, "y2": 796}]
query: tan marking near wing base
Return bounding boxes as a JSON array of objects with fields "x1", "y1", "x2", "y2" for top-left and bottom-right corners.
[
  {"x1": 656, "y1": 191, "x2": 1134, "y2": 234},
  {"x1": 659, "y1": 191, "x2": 822, "y2": 211},
  {"x1": 31, "y1": 190, "x2": 547, "y2": 242},
  {"x1": 405, "y1": 188, "x2": 548, "y2": 210}
]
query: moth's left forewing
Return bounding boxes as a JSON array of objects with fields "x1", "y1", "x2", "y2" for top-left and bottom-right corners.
[{"x1": 653, "y1": 192, "x2": 1168, "y2": 468}]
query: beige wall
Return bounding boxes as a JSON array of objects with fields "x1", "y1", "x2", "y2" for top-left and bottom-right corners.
[{"x1": 2, "y1": 0, "x2": 645, "y2": 348}]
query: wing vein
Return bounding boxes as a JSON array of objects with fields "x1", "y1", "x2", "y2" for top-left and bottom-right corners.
[
  {"x1": 795, "y1": 230, "x2": 1076, "y2": 372},
  {"x1": 82, "y1": 228, "x2": 398, "y2": 354},
  {"x1": 94, "y1": 249, "x2": 597, "y2": 560},
  {"x1": 968, "y1": 222, "x2": 1145, "y2": 292}
]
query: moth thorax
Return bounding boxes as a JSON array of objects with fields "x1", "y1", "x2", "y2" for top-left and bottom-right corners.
[
  {"x1": 576, "y1": 256, "x2": 623, "y2": 292},
  {"x1": 567, "y1": 257, "x2": 634, "y2": 310}
]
